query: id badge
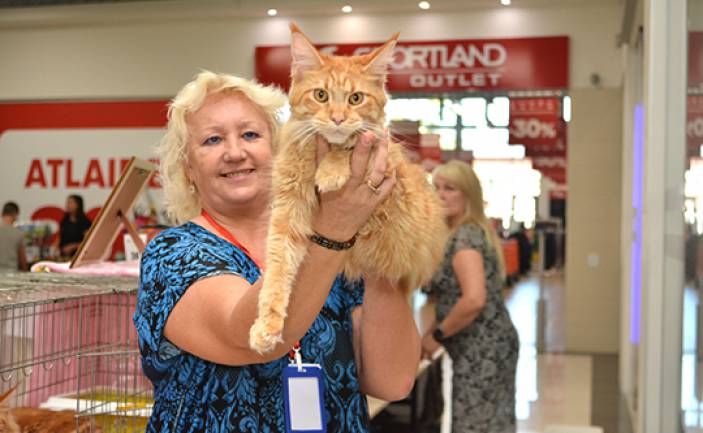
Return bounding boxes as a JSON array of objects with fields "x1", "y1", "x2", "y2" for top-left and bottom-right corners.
[{"x1": 282, "y1": 363, "x2": 327, "y2": 433}]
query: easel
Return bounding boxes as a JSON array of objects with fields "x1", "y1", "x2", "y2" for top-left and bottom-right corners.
[{"x1": 70, "y1": 157, "x2": 156, "y2": 269}]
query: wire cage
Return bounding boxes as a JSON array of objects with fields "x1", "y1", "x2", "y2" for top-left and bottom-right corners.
[{"x1": 0, "y1": 273, "x2": 150, "y2": 432}]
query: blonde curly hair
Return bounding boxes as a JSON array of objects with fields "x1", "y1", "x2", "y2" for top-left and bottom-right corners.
[{"x1": 156, "y1": 71, "x2": 287, "y2": 224}]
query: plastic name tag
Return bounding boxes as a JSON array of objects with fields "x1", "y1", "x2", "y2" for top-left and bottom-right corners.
[{"x1": 282, "y1": 363, "x2": 327, "y2": 433}]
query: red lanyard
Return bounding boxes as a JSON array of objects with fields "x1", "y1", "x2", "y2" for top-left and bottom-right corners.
[
  {"x1": 201, "y1": 209, "x2": 264, "y2": 271},
  {"x1": 201, "y1": 209, "x2": 301, "y2": 360}
]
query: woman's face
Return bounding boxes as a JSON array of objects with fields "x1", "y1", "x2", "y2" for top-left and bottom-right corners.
[
  {"x1": 66, "y1": 197, "x2": 78, "y2": 214},
  {"x1": 433, "y1": 175, "x2": 466, "y2": 221},
  {"x1": 185, "y1": 92, "x2": 273, "y2": 212}
]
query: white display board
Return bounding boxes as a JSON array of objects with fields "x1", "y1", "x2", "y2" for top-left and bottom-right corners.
[{"x1": 0, "y1": 128, "x2": 165, "y2": 233}]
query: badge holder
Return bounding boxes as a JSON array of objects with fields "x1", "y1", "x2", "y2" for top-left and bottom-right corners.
[{"x1": 282, "y1": 346, "x2": 326, "y2": 433}]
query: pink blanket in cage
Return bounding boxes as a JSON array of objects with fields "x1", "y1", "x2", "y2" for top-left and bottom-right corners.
[{"x1": 30, "y1": 260, "x2": 140, "y2": 277}]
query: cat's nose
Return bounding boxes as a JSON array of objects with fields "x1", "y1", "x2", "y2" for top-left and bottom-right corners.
[{"x1": 332, "y1": 116, "x2": 345, "y2": 126}]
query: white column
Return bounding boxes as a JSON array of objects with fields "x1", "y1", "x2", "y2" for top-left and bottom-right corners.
[{"x1": 639, "y1": 1, "x2": 687, "y2": 433}]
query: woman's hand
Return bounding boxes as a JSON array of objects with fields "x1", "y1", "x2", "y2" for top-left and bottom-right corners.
[
  {"x1": 421, "y1": 330, "x2": 442, "y2": 360},
  {"x1": 312, "y1": 131, "x2": 395, "y2": 241}
]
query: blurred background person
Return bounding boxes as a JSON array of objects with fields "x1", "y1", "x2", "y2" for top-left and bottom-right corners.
[
  {"x1": 422, "y1": 160, "x2": 519, "y2": 433},
  {"x1": 56, "y1": 194, "x2": 91, "y2": 259},
  {"x1": 0, "y1": 201, "x2": 28, "y2": 272}
]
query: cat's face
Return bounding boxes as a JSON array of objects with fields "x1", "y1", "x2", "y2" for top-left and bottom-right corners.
[{"x1": 287, "y1": 24, "x2": 398, "y2": 147}]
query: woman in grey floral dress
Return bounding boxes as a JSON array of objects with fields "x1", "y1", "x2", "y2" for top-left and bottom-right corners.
[{"x1": 422, "y1": 160, "x2": 520, "y2": 433}]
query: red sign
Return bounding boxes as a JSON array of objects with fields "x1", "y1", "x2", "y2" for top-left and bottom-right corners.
[
  {"x1": 255, "y1": 36, "x2": 568, "y2": 92},
  {"x1": 0, "y1": 101, "x2": 169, "y2": 255},
  {"x1": 508, "y1": 98, "x2": 567, "y2": 154},
  {"x1": 532, "y1": 156, "x2": 567, "y2": 184},
  {"x1": 690, "y1": 32, "x2": 703, "y2": 88},
  {"x1": 688, "y1": 95, "x2": 703, "y2": 157}
]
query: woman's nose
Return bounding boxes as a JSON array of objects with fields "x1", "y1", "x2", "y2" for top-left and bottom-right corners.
[{"x1": 223, "y1": 138, "x2": 246, "y2": 161}]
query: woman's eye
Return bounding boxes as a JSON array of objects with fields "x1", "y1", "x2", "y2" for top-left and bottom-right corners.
[
  {"x1": 348, "y1": 92, "x2": 364, "y2": 105},
  {"x1": 203, "y1": 136, "x2": 222, "y2": 145},
  {"x1": 243, "y1": 131, "x2": 261, "y2": 140},
  {"x1": 313, "y1": 88, "x2": 329, "y2": 103}
]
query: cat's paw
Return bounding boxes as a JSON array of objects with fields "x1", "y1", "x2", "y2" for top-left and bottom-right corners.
[
  {"x1": 315, "y1": 169, "x2": 350, "y2": 193},
  {"x1": 315, "y1": 149, "x2": 351, "y2": 193},
  {"x1": 249, "y1": 316, "x2": 285, "y2": 354}
]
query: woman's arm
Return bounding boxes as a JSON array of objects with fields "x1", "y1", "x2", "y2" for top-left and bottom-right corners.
[
  {"x1": 352, "y1": 276, "x2": 421, "y2": 401},
  {"x1": 421, "y1": 249, "x2": 487, "y2": 355},
  {"x1": 163, "y1": 133, "x2": 395, "y2": 366}
]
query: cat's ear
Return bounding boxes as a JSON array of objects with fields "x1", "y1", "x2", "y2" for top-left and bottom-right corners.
[
  {"x1": 363, "y1": 32, "x2": 399, "y2": 77},
  {"x1": 290, "y1": 22, "x2": 323, "y2": 78}
]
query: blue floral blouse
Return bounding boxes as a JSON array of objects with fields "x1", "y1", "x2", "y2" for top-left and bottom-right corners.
[{"x1": 133, "y1": 222, "x2": 369, "y2": 433}]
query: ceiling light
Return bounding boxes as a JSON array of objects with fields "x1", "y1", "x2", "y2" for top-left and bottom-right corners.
[
  {"x1": 418, "y1": 1, "x2": 430, "y2": 9},
  {"x1": 501, "y1": 0, "x2": 511, "y2": 5},
  {"x1": 267, "y1": 8, "x2": 277, "y2": 16},
  {"x1": 342, "y1": 5, "x2": 352, "y2": 13}
]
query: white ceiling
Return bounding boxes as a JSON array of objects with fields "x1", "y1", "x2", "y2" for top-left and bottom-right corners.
[
  {"x1": 0, "y1": 0, "x2": 624, "y2": 29},
  {"x1": 0, "y1": 0, "x2": 623, "y2": 16}
]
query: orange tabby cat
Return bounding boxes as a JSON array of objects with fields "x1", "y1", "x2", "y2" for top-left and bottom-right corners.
[
  {"x1": 0, "y1": 386, "x2": 100, "y2": 433},
  {"x1": 249, "y1": 24, "x2": 448, "y2": 353},
  {"x1": 0, "y1": 387, "x2": 20, "y2": 433}
]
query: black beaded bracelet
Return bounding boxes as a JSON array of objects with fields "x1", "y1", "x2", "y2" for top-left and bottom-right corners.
[{"x1": 309, "y1": 232, "x2": 356, "y2": 250}]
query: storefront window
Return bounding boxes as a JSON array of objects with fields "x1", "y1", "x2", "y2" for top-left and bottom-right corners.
[
  {"x1": 458, "y1": 97, "x2": 487, "y2": 127},
  {"x1": 386, "y1": 98, "x2": 442, "y2": 124},
  {"x1": 387, "y1": 95, "x2": 517, "y2": 157},
  {"x1": 487, "y1": 96, "x2": 510, "y2": 127},
  {"x1": 427, "y1": 128, "x2": 457, "y2": 151},
  {"x1": 682, "y1": 2, "x2": 700, "y2": 430}
]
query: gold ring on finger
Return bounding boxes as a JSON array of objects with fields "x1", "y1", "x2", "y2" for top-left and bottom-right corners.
[{"x1": 366, "y1": 178, "x2": 382, "y2": 194}]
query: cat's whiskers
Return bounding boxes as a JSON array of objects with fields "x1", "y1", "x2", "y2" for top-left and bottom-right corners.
[
  {"x1": 289, "y1": 125, "x2": 318, "y2": 147},
  {"x1": 286, "y1": 120, "x2": 318, "y2": 146}
]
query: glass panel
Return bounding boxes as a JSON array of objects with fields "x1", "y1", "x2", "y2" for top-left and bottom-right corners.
[
  {"x1": 459, "y1": 97, "x2": 487, "y2": 126},
  {"x1": 684, "y1": 1, "x2": 702, "y2": 430},
  {"x1": 461, "y1": 127, "x2": 509, "y2": 149},
  {"x1": 487, "y1": 96, "x2": 510, "y2": 127},
  {"x1": 439, "y1": 98, "x2": 458, "y2": 127},
  {"x1": 427, "y1": 127, "x2": 457, "y2": 151},
  {"x1": 562, "y1": 96, "x2": 572, "y2": 122}
]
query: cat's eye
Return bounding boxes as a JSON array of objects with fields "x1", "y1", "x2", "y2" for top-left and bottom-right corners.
[
  {"x1": 313, "y1": 89, "x2": 329, "y2": 103},
  {"x1": 348, "y1": 92, "x2": 364, "y2": 105}
]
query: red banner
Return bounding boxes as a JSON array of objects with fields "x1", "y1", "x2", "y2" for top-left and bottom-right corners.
[
  {"x1": 508, "y1": 98, "x2": 567, "y2": 155},
  {"x1": 690, "y1": 32, "x2": 703, "y2": 88},
  {"x1": 255, "y1": 36, "x2": 568, "y2": 92},
  {"x1": 532, "y1": 156, "x2": 567, "y2": 184},
  {"x1": 688, "y1": 95, "x2": 703, "y2": 157}
]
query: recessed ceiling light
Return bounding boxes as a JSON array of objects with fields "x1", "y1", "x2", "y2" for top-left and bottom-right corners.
[
  {"x1": 501, "y1": 0, "x2": 511, "y2": 5},
  {"x1": 267, "y1": 8, "x2": 277, "y2": 16},
  {"x1": 418, "y1": 1, "x2": 430, "y2": 9},
  {"x1": 342, "y1": 5, "x2": 352, "y2": 13}
]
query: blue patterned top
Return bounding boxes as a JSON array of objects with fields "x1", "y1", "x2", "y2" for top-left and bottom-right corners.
[{"x1": 133, "y1": 222, "x2": 369, "y2": 433}]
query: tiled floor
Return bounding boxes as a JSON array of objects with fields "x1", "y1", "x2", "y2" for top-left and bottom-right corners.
[{"x1": 505, "y1": 273, "x2": 607, "y2": 433}]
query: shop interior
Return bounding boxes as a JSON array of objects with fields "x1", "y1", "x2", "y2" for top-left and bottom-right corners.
[{"x1": 0, "y1": 1, "x2": 701, "y2": 433}]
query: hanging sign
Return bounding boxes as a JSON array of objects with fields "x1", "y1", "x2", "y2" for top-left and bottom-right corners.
[
  {"x1": 256, "y1": 36, "x2": 568, "y2": 92},
  {"x1": 688, "y1": 95, "x2": 703, "y2": 158},
  {"x1": 508, "y1": 97, "x2": 567, "y2": 155}
]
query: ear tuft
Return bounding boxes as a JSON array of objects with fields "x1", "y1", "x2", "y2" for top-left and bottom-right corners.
[
  {"x1": 290, "y1": 23, "x2": 323, "y2": 78},
  {"x1": 363, "y1": 32, "x2": 399, "y2": 77}
]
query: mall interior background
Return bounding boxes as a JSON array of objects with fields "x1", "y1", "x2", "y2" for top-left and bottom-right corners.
[{"x1": 0, "y1": 0, "x2": 700, "y2": 432}]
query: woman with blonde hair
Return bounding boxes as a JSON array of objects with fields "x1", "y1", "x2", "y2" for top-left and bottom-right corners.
[
  {"x1": 133, "y1": 71, "x2": 421, "y2": 433},
  {"x1": 422, "y1": 159, "x2": 519, "y2": 433}
]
